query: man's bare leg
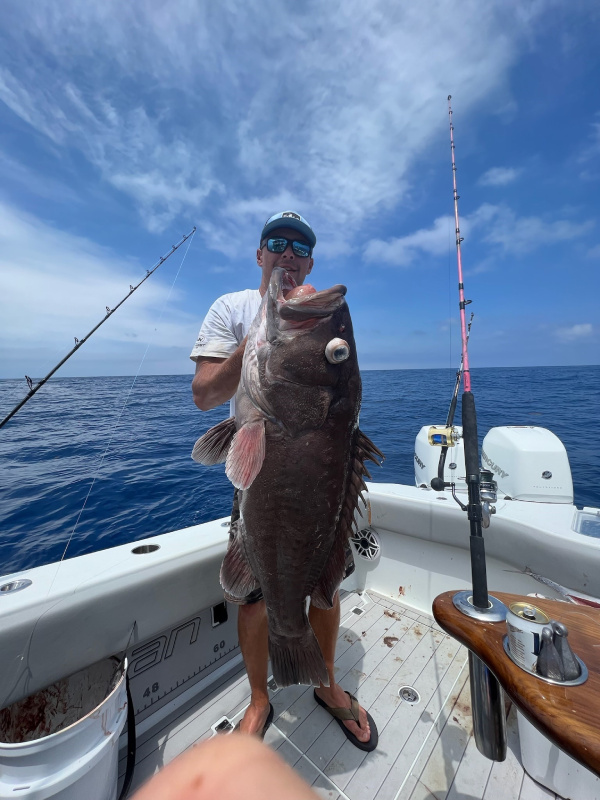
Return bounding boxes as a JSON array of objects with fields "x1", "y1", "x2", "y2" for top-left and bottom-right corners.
[
  {"x1": 309, "y1": 592, "x2": 371, "y2": 743},
  {"x1": 237, "y1": 600, "x2": 271, "y2": 734}
]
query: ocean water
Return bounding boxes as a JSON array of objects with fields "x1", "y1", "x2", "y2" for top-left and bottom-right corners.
[{"x1": 1, "y1": 366, "x2": 599, "y2": 575}]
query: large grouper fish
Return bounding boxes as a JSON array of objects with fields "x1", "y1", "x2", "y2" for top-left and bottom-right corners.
[{"x1": 192, "y1": 267, "x2": 383, "y2": 687}]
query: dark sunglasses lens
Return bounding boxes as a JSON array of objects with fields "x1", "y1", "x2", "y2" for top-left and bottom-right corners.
[
  {"x1": 267, "y1": 238, "x2": 310, "y2": 257},
  {"x1": 267, "y1": 238, "x2": 288, "y2": 253},
  {"x1": 292, "y1": 242, "x2": 311, "y2": 257}
]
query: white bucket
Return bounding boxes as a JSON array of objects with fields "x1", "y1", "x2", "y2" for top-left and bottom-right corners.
[{"x1": 0, "y1": 657, "x2": 128, "y2": 800}]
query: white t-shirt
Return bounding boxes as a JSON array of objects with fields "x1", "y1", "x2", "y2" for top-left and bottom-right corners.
[{"x1": 190, "y1": 289, "x2": 262, "y2": 416}]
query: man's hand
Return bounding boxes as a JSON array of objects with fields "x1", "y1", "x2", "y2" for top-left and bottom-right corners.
[{"x1": 192, "y1": 337, "x2": 247, "y2": 411}]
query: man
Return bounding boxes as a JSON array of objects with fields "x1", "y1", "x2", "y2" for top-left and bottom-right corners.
[{"x1": 190, "y1": 211, "x2": 376, "y2": 749}]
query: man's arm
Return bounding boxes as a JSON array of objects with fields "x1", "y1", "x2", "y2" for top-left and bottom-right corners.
[{"x1": 192, "y1": 337, "x2": 247, "y2": 411}]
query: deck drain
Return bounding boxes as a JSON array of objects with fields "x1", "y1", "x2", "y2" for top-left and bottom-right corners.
[
  {"x1": 351, "y1": 606, "x2": 364, "y2": 615},
  {"x1": 268, "y1": 677, "x2": 279, "y2": 691},
  {"x1": 351, "y1": 528, "x2": 381, "y2": 560},
  {"x1": 211, "y1": 716, "x2": 234, "y2": 735},
  {"x1": 398, "y1": 686, "x2": 421, "y2": 705}
]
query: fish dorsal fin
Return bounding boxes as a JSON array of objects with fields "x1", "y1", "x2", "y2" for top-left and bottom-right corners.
[
  {"x1": 191, "y1": 417, "x2": 236, "y2": 464},
  {"x1": 311, "y1": 427, "x2": 384, "y2": 609},
  {"x1": 225, "y1": 420, "x2": 266, "y2": 489}
]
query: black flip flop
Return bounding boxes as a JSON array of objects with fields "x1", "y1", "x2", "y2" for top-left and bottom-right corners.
[
  {"x1": 234, "y1": 703, "x2": 274, "y2": 739},
  {"x1": 314, "y1": 690, "x2": 378, "y2": 752}
]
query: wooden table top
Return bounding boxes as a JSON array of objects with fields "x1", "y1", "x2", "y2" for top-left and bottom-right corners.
[{"x1": 432, "y1": 591, "x2": 600, "y2": 777}]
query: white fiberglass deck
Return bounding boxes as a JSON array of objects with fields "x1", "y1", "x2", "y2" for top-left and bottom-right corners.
[{"x1": 120, "y1": 590, "x2": 560, "y2": 800}]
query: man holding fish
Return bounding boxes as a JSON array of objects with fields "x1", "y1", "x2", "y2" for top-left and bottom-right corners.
[{"x1": 190, "y1": 211, "x2": 380, "y2": 750}]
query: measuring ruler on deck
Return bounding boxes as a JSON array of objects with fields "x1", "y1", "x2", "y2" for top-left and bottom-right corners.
[{"x1": 126, "y1": 601, "x2": 241, "y2": 723}]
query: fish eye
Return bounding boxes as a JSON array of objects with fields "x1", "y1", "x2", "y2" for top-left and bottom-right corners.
[{"x1": 325, "y1": 338, "x2": 350, "y2": 364}]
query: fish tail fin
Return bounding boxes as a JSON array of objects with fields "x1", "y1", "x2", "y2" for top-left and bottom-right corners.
[{"x1": 269, "y1": 627, "x2": 329, "y2": 688}]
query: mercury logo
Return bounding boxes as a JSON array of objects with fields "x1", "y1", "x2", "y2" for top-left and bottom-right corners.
[
  {"x1": 414, "y1": 453, "x2": 425, "y2": 470},
  {"x1": 481, "y1": 449, "x2": 509, "y2": 479}
]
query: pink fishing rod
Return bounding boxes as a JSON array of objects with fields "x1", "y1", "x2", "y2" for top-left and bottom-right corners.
[
  {"x1": 445, "y1": 97, "x2": 507, "y2": 765},
  {"x1": 446, "y1": 95, "x2": 488, "y2": 609},
  {"x1": 448, "y1": 96, "x2": 472, "y2": 393}
]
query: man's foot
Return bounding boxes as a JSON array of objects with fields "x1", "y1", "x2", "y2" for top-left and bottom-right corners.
[
  {"x1": 236, "y1": 702, "x2": 274, "y2": 738},
  {"x1": 314, "y1": 685, "x2": 375, "y2": 748}
]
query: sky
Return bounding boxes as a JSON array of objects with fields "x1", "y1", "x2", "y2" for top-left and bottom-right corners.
[{"x1": 1, "y1": 0, "x2": 599, "y2": 380}]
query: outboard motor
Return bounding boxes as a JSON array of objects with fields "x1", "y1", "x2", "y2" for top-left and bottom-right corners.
[
  {"x1": 482, "y1": 427, "x2": 573, "y2": 504},
  {"x1": 414, "y1": 425, "x2": 467, "y2": 491}
]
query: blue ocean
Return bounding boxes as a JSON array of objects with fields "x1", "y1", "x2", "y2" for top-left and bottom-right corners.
[{"x1": 1, "y1": 366, "x2": 599, "y2": 576}]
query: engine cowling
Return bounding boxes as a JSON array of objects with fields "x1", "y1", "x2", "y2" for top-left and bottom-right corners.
[{"x1": 482, "y1": 426, "x2": 573, "y2": 504}]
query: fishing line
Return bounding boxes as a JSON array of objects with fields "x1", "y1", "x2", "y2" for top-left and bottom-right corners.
[
  {"x1": 1, "y1": 229, "x2": 196, "y2": 429},
  {"x1": 46, "y1": 228, "x2": 196, "y2": 583}
]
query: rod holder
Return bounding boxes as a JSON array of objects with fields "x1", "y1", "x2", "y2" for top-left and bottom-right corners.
[
  {"x1": 468, "y1": 651, "x2": 508, "y2": 762},
  {"x1": 453, "y1": 591, "x2": 508, "y2": 761}
]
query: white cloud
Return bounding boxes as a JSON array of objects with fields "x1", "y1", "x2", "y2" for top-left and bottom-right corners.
[
  {"x1": 0, "y1": 202, "x2": 197, "y2": 375},
  {"x1": 478, "y1": 167, "x2": 522, "y2": 186},
  {"x1": 588, "y1": 244, "x2": 600, "y2": 258},
  {"x1": 362, "y1": 202, "x2": 594, "y2": 266},
  {"x1": 0, "y1": 0, "x2": 544, "y2": 241},
  {"x1": 363, "y1": 215, "x2": 453, "y2": 266},
  {"x1": 555, "y1": 323, "x2": 594, "y2": 343},
  {"x1": 482, "y1": 206, "x2": 594, "y2": 253}
]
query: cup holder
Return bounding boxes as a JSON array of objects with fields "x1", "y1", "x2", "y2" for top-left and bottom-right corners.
[{"x1": 502, "y1": 636, "x2": 587, "y2": 686}]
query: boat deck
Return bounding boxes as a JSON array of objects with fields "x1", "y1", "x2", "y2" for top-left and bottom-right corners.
[{"x1": 121, "y1": 590, "x2": 561, "y2": 800}]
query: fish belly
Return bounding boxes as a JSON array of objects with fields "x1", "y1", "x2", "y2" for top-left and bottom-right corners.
[{"x1": 240, "y1": 427, "x2": 349, "y2": 686}]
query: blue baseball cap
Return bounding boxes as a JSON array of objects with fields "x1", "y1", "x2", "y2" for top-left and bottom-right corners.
[{"x1": 260, "y1": 211, "x2": 316, "y2": 249}]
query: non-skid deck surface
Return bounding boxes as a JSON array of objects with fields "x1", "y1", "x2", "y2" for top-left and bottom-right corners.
[{"x1": 123, "y1": 591, "x2": 560, "y2": 799}]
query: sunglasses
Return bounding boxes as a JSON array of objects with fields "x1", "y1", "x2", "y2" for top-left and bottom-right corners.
[{"x1": 263, "y1": 237, "x2": 312, "y2": 258}]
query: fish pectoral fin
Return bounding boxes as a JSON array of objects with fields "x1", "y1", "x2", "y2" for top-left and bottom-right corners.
[
  {"x1": 191, "y1": 417, "x2": 236, "y2": 465},
  {"x1": 220, "y1": 528, "x2": 259, "y2": 598},
  {"x1": 225, "y1": 420, "x2": 266, "y2": 490}
]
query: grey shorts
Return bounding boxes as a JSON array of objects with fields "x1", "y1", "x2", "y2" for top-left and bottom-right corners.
[{"x1": 223, "y1": 489, "x2": 355, "y2": 606}]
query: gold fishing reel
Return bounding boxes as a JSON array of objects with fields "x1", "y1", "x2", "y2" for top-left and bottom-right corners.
[{"x1": 427, "y1": 426, "x2": 460, "y2": 447}]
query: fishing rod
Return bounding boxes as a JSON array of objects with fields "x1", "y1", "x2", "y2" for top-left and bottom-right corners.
[
  {"x1": 428, "y1": 97, "x2": 507, "y2": 763},
  {"x1": 439, "y1": 97, "x2": 489, "y2": 608},
  {"x1": 0, "y1": 227, "x2": 196, "y2": 431}
]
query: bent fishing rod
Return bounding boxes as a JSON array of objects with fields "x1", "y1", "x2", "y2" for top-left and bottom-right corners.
[{"x1": 0, "y1": 227, "x2": 196, "y2": 430}]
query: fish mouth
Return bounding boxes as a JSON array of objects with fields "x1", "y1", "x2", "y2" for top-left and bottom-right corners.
[{"x1": 268, "y1": 268, "x2": 347, "y2": 330}]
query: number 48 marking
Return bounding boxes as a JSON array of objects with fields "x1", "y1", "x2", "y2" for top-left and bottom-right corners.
[{"x1": 143, "y1": 682, "x2": 159, "y2": 698}]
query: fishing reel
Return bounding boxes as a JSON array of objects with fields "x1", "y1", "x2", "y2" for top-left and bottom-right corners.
[
  {"x1": 427, "y1": 426, "x2": 460, "y2": 447},
  {"x1": 480, "y1": 468, "x2": 497, "y2": 529}
]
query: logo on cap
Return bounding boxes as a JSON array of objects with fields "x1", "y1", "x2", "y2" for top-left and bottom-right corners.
[{"x1": 282, "y1": 212, "x2": 301, "y2": 221}]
